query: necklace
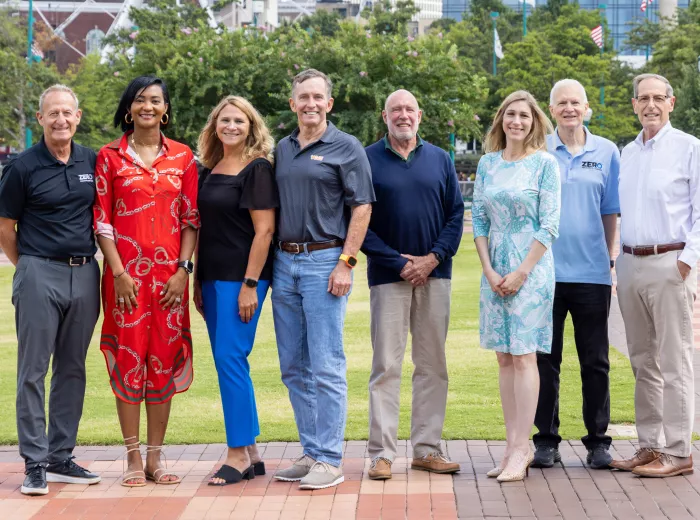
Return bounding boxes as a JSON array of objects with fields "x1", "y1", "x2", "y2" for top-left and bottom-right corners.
[
  {"x1": 503, "y1": 149, "x2": 528, "y2": 162},
  {"x1": 130, "y1": 134, "x2": 161, "y2": 149}
]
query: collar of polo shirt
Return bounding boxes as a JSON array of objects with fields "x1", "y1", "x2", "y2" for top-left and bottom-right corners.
[
  {"x1": 36, "y1": 136, "x2": 85, "y2": 167},
  {"x1": 290, "y1": 121, "x2": 339, "y2": 145},
  {"x1": 553, "y1": 126, "x2": 597, "y2": 154}
]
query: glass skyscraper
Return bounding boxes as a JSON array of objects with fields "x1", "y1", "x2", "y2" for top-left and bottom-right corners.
[{"x1": 441, "y1": 0, "x2": 690, "y2": 54}]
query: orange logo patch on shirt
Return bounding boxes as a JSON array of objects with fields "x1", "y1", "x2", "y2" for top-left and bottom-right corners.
[{"x1": 311, "y1": 155, "x2": 324, "y2": 161}]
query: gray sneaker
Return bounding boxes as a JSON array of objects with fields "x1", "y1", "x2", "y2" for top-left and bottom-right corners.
[
  {"x1": 298, "y1": 461, "x2": 344, "y2": 490},
  {"x1": 273, "y1": 454, "x2": 316, "y2": 482}
]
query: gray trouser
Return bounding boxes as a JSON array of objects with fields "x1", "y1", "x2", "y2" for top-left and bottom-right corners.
[
  {"x1": 616, "y1": 251, "x2": 696, "y2": 457},
  {"x1": 12, "y1": 255, "x2": 100, "y2": 469},
  {"x1": 368, "y1": 279, "x2": 451, "y2": 461}
]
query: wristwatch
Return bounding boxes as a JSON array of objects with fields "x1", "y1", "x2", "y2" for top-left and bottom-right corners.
[
  {"x1": 432, "y1": 251, "x2": 444, "y2": 264},
  {"x1": 339, "y1": 254, "x2": 358, "y2": 269},
  {"x1": 178, "y1": 260, "x2": 194, "y2": 274},
  {"x1": 243, "y1": 277, "x2": 258, "y2": 288},
  {"x1": 610, "y1": 259, "x2": 615, "y2": 268}
]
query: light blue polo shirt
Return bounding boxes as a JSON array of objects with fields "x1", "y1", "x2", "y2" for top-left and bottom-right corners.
[{"x1": 547, "y1": 127, "x2": 620, "y2": 285}]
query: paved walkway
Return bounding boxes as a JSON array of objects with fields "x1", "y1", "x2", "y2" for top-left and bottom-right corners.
[{"x1": 5, "y1": 441, "x2": 700, "y2": 519}]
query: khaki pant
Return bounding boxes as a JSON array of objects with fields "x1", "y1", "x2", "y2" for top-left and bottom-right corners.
[
  {"x1": 368, "y1": 279, "x2": 451, "y2": 461},
  {"x1": 616, "y1": 251, "x2": 696, "y2": 457}
]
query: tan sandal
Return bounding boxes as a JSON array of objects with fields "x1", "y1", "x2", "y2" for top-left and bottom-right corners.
[
  {"x1": 121, "y1": 436, "x2": 146, "y2": 487},
  {"x1": 145, "y1": 445, "x2": 181, "y2": 485}
]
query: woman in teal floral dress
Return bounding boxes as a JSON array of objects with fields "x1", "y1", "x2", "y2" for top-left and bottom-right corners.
[{"x1": 472, "y1": 90, "x2": 560, "y2": 482}]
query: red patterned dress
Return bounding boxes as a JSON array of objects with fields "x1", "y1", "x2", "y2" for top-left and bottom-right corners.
[{"x1": 93, "y1": 132, "x2": 200, "y2": 405}]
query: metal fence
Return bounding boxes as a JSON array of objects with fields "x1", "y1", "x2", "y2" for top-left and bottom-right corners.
[{"x1": 459, "y1": 181, "x2": 474, "y2": 207}]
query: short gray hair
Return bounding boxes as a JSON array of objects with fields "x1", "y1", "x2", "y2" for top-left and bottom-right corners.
[
  {"x1": 291, "y1": 69, "x2": 333, "y2": 99},
  {"x1": 39, "y1": 84, "x2": 79, "y2": 113},
  {"x1": 550, "y1": 79, "x2": 588, "y2": 105},
  {"x1": 633, "y1": 73, "x2": 674, "y2": 98}
]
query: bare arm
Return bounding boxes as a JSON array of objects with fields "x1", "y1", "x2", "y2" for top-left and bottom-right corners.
[
  {"x1": 328, "y1": 203, "x2": 372, "y2": 297},
  {"x1": 602, "y1": 213, "x2": 618, "y2": 258},
  {"x1": 342, "y1": 203, "x2": 372, "y2": 256},
  {"x1": 238, "y1": 208, "x2": 276, "y2": 323},
  {"x1": 0, "y1": 218, "x2": 19, "y2": 266}
]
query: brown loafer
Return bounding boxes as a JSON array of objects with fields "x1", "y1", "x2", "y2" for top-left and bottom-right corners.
[
  {"x1": 411, "y1": 452, "x2": 460, "y2": 474},
  {"x1": 610, "y1": 448, "x2": 661, "y2": 471},
  {"x1": 368, "y1": 458, "x2": 392, "y2": 480},
  {"x1": 632, "y1": 454, "x2": 693, "y2": 478}
]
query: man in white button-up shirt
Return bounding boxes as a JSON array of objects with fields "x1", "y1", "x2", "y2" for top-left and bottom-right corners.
[{"x1": 611, "y1": 73, "x2": 700, "y2": 478}]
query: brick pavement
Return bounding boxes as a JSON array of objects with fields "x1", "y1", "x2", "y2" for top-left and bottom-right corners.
[{"x1": 4, "y1": 441, "x2": 700, "y2": 519}]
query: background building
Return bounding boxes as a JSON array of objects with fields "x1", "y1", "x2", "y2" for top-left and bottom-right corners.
[{"x1": 442, "y1": 0, "x2": 688, "y2": 55}]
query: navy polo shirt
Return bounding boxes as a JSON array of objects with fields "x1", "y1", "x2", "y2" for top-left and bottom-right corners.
[
  {"x1": 547, "y1": 127, "x2": 620, "y2": 285},
  {"x1": 274, "y1": 122, "x2": 375, "y2": 243},
  {"x1": 0, "y1": 137, "x2": 97, "y2": 257}
]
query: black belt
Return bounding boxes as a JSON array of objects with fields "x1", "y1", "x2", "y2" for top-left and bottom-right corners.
[
  {"x1": 48, "y1": 256, "x2": 93, "y2": 266},
  {"x1": 278, "y1": 239, "x2": 344, "y2": 254}
]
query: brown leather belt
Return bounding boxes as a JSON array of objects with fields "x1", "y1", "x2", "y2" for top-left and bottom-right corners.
[
  {"x1": 278, "y1": 239, "x2": 344, "y2": 254},
  {"x1": 622, "y1": 242, "x2": 685, "y2": 256}
]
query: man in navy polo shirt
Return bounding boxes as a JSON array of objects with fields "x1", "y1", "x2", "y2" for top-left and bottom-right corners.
[
  {"x1": 532, "y1": 79, "x2": 620, "y2": 469},
  {"x1": 0, "y1": 85, "x2": 101, "y2": 495},
  {"x1": 361, "y1": 89, "x2": 464, "y2": 480}
]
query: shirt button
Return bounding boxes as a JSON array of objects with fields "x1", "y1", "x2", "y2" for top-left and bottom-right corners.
[
  {"x1": 151, "y1": 240, "x2": 155, "y2": 244},
  {"x1": 151, "y1": 217, "x2": 155, "y2": 222}
]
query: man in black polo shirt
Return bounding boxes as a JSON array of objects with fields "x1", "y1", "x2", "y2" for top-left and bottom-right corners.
[
  {"x1": 0, "y1": 85, "x2": 101, "y2": 495},
  {"x1": 272, "y1": 69, "x2": 375, "y2": 490}
]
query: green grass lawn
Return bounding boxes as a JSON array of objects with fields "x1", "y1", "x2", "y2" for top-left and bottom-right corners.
[{"x1": 0, "y1": 238, "x2": 636, "y2": 445}]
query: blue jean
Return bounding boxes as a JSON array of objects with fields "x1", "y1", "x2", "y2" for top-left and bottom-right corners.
[
  {"x1": 271, "y1": 247, "x2": 349, "y2": 466},
  {"x1": 202, "y1": 280, "x2": 270, "y2": 448}
]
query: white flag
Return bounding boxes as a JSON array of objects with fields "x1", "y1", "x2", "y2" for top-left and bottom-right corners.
[{"x1": 494, "y1": 28, "x2": 504, "y2": 59}]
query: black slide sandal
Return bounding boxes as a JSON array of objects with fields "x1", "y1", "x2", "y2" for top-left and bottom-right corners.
[
  {"x1": 208, "y1": 464, "x2": 255, "y2": 486},
  {"x1": 254, "y1": 461, "x2": 266, "y2": 476}
]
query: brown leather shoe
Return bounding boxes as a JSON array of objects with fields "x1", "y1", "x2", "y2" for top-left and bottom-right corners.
[
  {"x1": 368, "y1": 458, "x2": 392, "y2": 480},
  {"x1": 411, "y1": 452, "x2": 460, "y2": 474},
  {"x1": 610, "y1": 448, "x2": 661, "y2": 471},
  {"x1": 632, "y1": 454, "x2": 693, "y2": 477}
]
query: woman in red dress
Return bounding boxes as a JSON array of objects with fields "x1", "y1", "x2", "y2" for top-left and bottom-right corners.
[{"x1": 93, "y1": 76, "x2": 199, "y2": 487}]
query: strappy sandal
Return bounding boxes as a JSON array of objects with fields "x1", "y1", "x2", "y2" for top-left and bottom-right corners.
[
  {"x1": 145, "y1": 445, "x2": 181, "y2": 485},
  {"x1": 208, "y1": 464, "x2": 255, "y2": 486},
  {"x1": 121, "y1": 436, "x2": 146, "y2": 487}
]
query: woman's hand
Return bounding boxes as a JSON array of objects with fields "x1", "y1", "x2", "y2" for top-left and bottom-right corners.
[
  {"x1": 160, "y1": 269, "x2": 188, "y2": 310},
  {"x1": 498, "y1": 269, "x2": 529, "y2": 296},
  {"x1": 114, "y1": 271, "x2": 139, "y2": 314},
  {"x1": 238, "y1": 285, "x2": 258, "y2": 324},
  {"x1": 193, "y1": 279, "x2": 204, "y2": 318},
  {"x1": 484, "y1": 269, "x2": 506, "y2": 297}
]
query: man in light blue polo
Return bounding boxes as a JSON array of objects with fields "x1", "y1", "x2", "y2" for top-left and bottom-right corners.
[{"x1": 532, "y1": 79, "x2": 620, "y2": 470}]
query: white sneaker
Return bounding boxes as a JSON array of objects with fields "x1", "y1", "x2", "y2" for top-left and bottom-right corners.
[
  {"x1": 298, "y1": 461, "x2": 344, "y2": 490},
  {"x1": 273, "y1": 454, "x2": 316, "y2": 482}
]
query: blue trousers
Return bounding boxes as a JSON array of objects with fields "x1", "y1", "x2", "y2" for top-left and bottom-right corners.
[{"x1": 202, "y1": 280, "x2": 269, "y2": 448}]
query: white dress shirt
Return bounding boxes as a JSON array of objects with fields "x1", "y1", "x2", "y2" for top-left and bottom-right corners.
[{"x1": 619, "y1": 123, "x2": 700, "y2": 266}]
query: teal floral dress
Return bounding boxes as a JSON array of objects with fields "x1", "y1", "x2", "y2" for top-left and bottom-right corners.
[{"x1": 472, "y1": 151, "x2": 561, "y2": 355}]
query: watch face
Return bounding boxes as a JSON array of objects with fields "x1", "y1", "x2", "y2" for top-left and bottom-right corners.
[
  {"x1": 348, "y1": 256, "x2": 358, "y2": 267},
  {"x1": 244, "y1": 278, "x2": 258, "y2": 288}
]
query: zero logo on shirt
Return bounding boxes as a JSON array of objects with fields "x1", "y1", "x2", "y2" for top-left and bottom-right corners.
[
  {"x1": 310, "y1": 155, "x2": 324, "y2": 161},
  {"x1": 79, "y1": 174, "x2": 94, "y2": 183},
  {"x1": 581, "y1": 162, "x2": 603, "y2": 171}
]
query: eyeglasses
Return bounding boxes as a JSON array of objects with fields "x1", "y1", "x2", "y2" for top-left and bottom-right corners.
[{"x1": 635, "y1": 95, "x2": 669, "y2": 105}]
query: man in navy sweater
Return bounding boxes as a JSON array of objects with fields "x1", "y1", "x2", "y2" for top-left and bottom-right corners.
[{"x1": 361, "y1": 89, "x2": 464, "y2": 480}]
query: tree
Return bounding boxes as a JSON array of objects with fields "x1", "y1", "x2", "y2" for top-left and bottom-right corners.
[
  {"x1": 297, "y1": 10, "x2": 343, "y2": 37},
  {"x1": 673, "y1": 65, "x2": 700, "y2": 136},
  {"x1": 0, "y1": 9, "x2": 60, "y2": 150},
  {"x1": 363, "y1": 0, "x2": 419, "y2": 36}
]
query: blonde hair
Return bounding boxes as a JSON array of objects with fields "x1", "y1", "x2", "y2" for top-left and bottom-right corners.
[
  {"x1": 484, "y1": 90, "x2": 553, "y2": 153},
  {"x1": 197, "y1": 96, "x2": 274, "y2": 169}
]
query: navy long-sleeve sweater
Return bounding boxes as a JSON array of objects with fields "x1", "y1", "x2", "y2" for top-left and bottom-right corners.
[{"x1": 361, "y1": 139, "x2": 465, "y2": 287}]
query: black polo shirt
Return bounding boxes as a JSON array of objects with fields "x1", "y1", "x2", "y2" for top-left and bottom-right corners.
[
  {"x1": 275, "y1": 122, "x2": 375, "y2": 243},
  {"x1": 0, "y1": 137, "x2": 97, "y2": 257}
]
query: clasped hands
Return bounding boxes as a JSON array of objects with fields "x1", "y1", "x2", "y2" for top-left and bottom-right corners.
[
  {"x1": 485, "y1": 267, "x2": 528, "y2": 297},
  {"x1": 400, "y1": 253, "x2": 440, "y2": 287}
]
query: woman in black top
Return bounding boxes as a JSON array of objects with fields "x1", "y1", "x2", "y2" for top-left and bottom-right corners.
[{"x1": 194, "y1": 96, "x2": 278, "y2": 485}]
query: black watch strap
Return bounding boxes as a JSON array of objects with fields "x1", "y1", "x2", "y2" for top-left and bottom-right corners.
[
  {"x1": 178, "y1": 260, "x2": 194, "y2": 274},
  {"x1": 433, "y1": 251, "x2": 444, "y2": 264},
  {"x1": 610, "y1": 259, "x2": 615, "y2": 268},
  {"x1": 243, "y1": 277, "x2": 258, "y2": 288}
]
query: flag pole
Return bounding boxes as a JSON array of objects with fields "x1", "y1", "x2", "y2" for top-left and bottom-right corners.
[
  {"x1": 523, "y1": 0, "x2": 527, "y2": 37},
  {"x1": 645, "y1": 0, "x2": 650, "y2": 62},
  {"x1": 491, "y1": 11, "x2": 499, "y2": 75},
  {"x1": 25, "y1": 0, "x2": 34, "y2": 149},
  {"x1": 599, "y1": 3, "x2": 606, "y2": 125}
]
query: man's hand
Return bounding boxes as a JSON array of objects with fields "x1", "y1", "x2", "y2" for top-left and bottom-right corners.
[
  {"x1": 400, "y1": 253, "x2": 439, "y2": 286},
  {"x1": 328, "y1": 262, "x2": 353, "y2": 297},
  {"x1": 677, "y1": 260, "x2": 691, "y2": 281}
]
